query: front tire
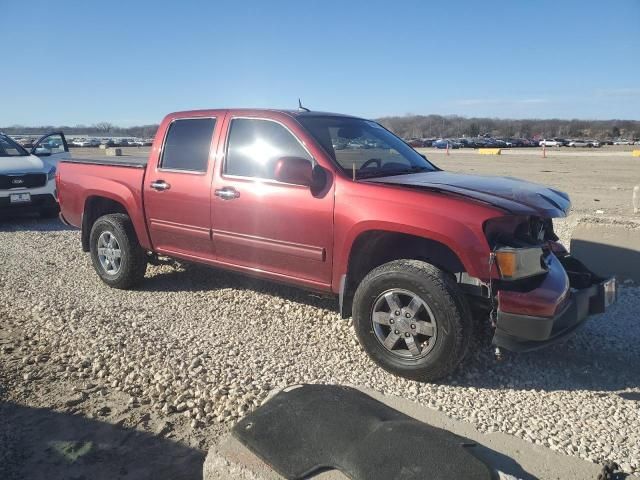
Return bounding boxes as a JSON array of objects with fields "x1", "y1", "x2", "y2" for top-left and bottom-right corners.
[
  {"x1": 89, "y1": 213, "x2": 147, "y2": 289},
  {"x1": 352, "y1": 259, "x2": 472, "y2": 381}
]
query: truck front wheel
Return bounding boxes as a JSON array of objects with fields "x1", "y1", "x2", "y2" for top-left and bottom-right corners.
[
  {"x1": 89, "y1": 213, "x2": 147, "y2": 289},
  {"x1": 352, "y1": 259, "x2": 472, "y2": 381}
]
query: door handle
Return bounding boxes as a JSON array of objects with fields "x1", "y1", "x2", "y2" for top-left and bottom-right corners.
[
  {"x1": 214, "y1": 187, "x2": 240, "y2": 200},
  {"x1": 150, "y1": 180, "x2": 170, "y2": 191}
]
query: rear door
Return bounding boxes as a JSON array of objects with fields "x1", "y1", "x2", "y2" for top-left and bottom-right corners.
[
  {"x1": 143, "y1": 115, "x2": 223, "y2": 260},
  {"x1": 210, "y1": 115, "x2": 335, "y2": 289}
]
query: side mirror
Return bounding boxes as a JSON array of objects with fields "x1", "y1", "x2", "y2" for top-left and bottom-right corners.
[
  {"x1": 274, "y1": 157, "x2": 313, "y2": 186},
  {"x1": 32, "y1": 147, "x2": 52, "y2": 157}
]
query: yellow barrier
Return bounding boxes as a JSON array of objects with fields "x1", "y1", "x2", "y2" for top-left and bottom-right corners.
[
  {"x1": 633, "y1": 149, "x2": 640, "y2": 157},
  {"x1": 478, "y1": 148, "x2": 501, "y2": 155}
]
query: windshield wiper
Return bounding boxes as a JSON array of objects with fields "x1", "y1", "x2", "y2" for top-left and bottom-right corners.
[{"x1": 356, "y1": 165, "x2": 432, "y2": 179}]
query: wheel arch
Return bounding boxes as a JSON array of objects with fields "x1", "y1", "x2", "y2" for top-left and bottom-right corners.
[
  {"x1": 81, "y1": 195, "x2": 143, "y2": 252},
  {"x1": 339, "y1": 229, "x2": 467, "y2": 318}
]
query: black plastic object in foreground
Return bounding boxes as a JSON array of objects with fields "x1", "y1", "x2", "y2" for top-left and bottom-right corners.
[{"x1": 232, "y1": 384, "x2": 494, "y2": 480}]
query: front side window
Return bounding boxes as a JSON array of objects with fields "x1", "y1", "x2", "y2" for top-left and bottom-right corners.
[
  {"x1": 0, "y1": 135, "x2": 28, "y2": 157},
  {"x1": 298, "y1": 116, "x2": 437, "y2": 179},
  {"x1": 160, "y1": 118, "x2": 216, "y2": 172},
  {"x1": 36, "y1": 133, "x2": 67, "y2": 154},
  {"x1": 225, "y1": 118, "x2": 311, "y2": 179}
]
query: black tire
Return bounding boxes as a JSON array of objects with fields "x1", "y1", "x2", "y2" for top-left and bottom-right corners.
[
  {"x1": 352, "y1": 259, "x2": 472, "y2": 381},
  {"x1": 89, "y1": 213, "x2": 147, "y2": 289}
]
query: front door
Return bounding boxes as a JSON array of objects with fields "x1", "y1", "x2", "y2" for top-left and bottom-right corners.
[
  {"x1": 143, "y1": 115, "x2": 221, "y2": 260},
  {"x1": 32, "y1": 132, "x2": 71, "y2": 164},
  {"x1": 211, "y1": 116, "x2": 334, "y2": 289}
]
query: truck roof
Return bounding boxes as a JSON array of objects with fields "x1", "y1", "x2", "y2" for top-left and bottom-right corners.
[{"x1": 166, "y1": 108, "x2": 363, "y2": 120}]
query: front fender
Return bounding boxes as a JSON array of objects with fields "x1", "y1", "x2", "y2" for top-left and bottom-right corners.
[{"x1": 331, "y1": 179, "x2": 503, "y2": 292}]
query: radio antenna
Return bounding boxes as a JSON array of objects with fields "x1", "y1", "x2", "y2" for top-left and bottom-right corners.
[{"x1": 298, "y1": 98, "x2": 310, "y2": 112}]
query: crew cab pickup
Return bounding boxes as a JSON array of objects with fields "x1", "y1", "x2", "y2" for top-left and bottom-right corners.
[{"x1": 57, "y1": 109, "x2": 617, "y2": 381}]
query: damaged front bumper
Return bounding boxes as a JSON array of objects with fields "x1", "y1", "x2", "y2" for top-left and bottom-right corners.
[{"x1": 492, "y1": 254, "x2": 617, "y2": 352}]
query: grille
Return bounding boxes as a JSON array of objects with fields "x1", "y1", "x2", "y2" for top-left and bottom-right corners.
[{"x1": 0, "y1": 173, "x2": 47, "y2": 190}]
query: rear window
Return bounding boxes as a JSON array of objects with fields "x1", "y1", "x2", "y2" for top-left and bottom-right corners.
[{"x1": 160, "y1": 118, "x2": 216, "y2": 172}]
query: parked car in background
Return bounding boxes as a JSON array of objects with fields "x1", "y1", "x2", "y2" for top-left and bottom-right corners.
[
  {"x1": 613, "y1": 139, "x2": 632, "y2": 145},
  {"x1": 458, "y1": 138, "x2": 476, "y2": 148},
  {"x1": 56, "y1": 108, "x2": 617, "y2": 381},
  {"x1": 71, "y1": 138, "x2": 100, "y2": 147},
  {"x1": 539, "y1": 139, "x2": 563, "y2": 147},
  {"x1": 587, "y1": 140, "x2": 601, "y2": 148},
  {"x1": 505, "y1": 138, "x2": 528, "y2": 148},
  {"x1": 568, "y1": 139, "x2": 590, "y2": 147},
  {"x1": 1, "y1": 132, "x2": 70, "y2": 217},
  {"x1": 432, "y1": 139, "x2": 459, "y2": 149},
  {"x1": 17, "y1": 137, "x2": 35, "y2": 148}
]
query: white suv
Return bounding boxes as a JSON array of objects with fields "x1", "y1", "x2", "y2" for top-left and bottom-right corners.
[{"x1": 0, "y1": 132, "x2": 71, "y2": 217}]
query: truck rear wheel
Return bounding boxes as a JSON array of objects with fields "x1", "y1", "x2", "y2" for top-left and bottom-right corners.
[
  {"x1": 352, "y1": 259, "x2": 472, "y2": 381},
  {"x1": 89, "y1": 213, "x2": 147, "y2": 289}
]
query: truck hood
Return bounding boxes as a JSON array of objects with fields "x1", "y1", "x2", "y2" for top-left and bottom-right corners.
[
  {"x1": 0, "y1": 154, "x2": 52, "y2": 174},
  {"x1": 366, "y1": 171, "x2": 571, "y2": 218}
]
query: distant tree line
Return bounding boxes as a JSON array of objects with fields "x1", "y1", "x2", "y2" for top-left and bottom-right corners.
[
  {"x1": 1, "y1": 122, "x2": 159, "y2": 139},
  {"x1": 377, "y1": 115, "x2": 640, "y2": 140},
  {"x1": 3, "y1": 116, "x2": 639, "y2": 140}
]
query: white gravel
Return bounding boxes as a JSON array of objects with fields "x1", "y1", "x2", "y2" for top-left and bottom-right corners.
[{"x1": 1, "y1": 216, "x2": 639, "y2": 474}]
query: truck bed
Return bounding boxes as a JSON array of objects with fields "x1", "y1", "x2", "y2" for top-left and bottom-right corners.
[
  {"x1": 56, "y1": 157, "x2": 150, "y2": 250},
  {"x1": 61, "y1": 156, "x2": 148, "y2": 168}
]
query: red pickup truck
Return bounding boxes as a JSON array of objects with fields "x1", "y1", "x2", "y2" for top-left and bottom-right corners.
[{"x1": 57, "y1": 109, "x2": 617, "y2": 381}]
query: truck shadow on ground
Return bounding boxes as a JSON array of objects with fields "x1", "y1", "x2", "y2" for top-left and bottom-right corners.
[
  {"x1": 0, "y1": 398, "x2": 204, "y2": 480},
  {"x1": 142, "y1": 263, "x2": 640, "y2": 395},
  {"x1": 0, "y1": 216, "x2": 74, "y2": 233},
  {"x1": 142, "y1": 261, "x2": 339, "y2": 311}
]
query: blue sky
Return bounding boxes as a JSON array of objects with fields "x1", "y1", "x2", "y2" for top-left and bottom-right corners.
[{"x1": 1, "y1": 0, "x2": 639, "y2": 126}]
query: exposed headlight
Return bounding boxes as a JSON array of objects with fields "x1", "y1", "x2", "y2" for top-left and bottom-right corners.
[
  {"x1": 47, "y1": 166, "x2": 56, "y2": 180},
  {"x1": 494, "y1": 246, "x2": 547, "y2": 280}
]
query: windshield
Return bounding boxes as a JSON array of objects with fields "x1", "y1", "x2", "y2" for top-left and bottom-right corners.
[
  {"x1": 298, "y1": 116, "x2": 437, "y2": 179},
  {"x1": 0, "y1": 135, "x2": 29, "y2": 157}
]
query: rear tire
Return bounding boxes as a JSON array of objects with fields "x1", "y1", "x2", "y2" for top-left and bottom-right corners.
[
  {"x1": 89, "y1": 213, "x2": 147, "y2": 289},
  {"x1": 352, "y1": 259, "x2": 472, "y2": 381}
]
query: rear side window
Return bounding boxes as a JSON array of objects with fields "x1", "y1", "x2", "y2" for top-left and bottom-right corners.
[
  {"x1": 225, "y1": 118, "x2": 311, "y2": 179},
  {"x1": 160, "y1": 118, "x2": 216, "y2": 172}
]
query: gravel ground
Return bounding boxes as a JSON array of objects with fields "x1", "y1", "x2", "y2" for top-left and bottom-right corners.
[{"x1": 1, "y1": 215, "x2": 639, "y2": 476}]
